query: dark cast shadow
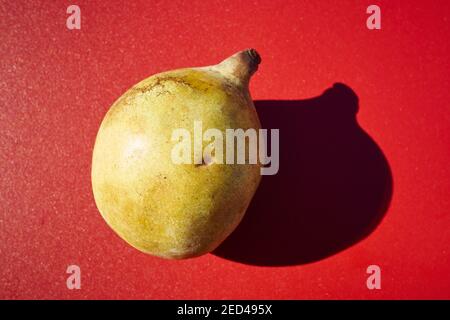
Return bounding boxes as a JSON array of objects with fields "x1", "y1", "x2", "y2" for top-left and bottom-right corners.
[{"x1": 213, "y1": 83, "x2": 393, "y2": 266}]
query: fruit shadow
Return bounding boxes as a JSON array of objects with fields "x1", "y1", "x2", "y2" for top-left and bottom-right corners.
[{"x1": 213, "y1": 83, "x2": 393, "y2": 266}]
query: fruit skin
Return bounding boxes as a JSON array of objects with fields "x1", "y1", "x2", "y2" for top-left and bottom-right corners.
[{"x1": 92, "y1": 50, "x2": 262, "y2": 259}]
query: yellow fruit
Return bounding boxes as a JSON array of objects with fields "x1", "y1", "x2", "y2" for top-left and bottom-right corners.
[{"x1": 91, "y1": 49, "x2": 262, "y2": 259}]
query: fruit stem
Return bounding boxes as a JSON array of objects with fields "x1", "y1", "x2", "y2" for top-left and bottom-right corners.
[{"x1": 214, "y1": 49, "x2": 261, "y2": 86}]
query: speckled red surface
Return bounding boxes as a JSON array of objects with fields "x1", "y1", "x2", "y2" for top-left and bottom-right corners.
[{"x1": 1, "y1": 1, "x2": 449, "y2": 299}]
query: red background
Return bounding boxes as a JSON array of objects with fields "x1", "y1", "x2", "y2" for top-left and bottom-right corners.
[{"x1": 1, "y1": 1, "x2": 449, "y2": 299}]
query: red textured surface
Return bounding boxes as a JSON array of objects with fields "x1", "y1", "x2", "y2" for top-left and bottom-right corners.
[{"x1": 1, "y1": 1, "x2": 449, "y2": 299}]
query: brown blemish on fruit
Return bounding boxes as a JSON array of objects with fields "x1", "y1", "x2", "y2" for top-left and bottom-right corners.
[{"x1": 133, "y1": 77, "x2": 193, "y2": 95}]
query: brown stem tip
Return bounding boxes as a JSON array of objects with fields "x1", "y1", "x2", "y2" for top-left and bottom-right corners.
[{"x1": 246, "y1": 48, "x2": 261, "y2": 68}]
